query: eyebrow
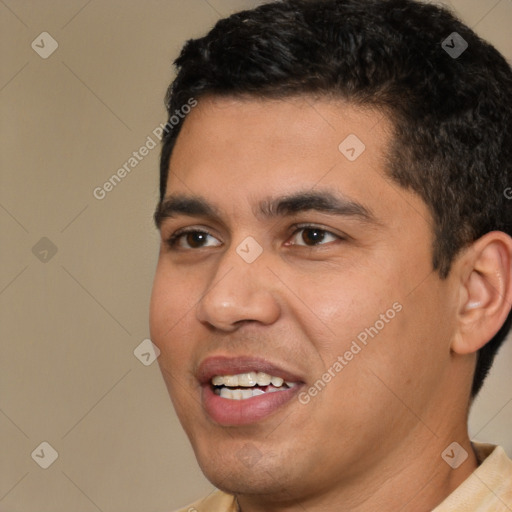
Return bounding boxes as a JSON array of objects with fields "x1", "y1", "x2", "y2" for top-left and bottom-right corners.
[
  {"x1": 258, "y1": 191, "x2": 375, "y2": 221},
  {"x1": 154, "y1": 190, "x2": 376, "y2": 229},
  {"x1": 154, "y1": 195, "x2": 221, "y2": 228}
]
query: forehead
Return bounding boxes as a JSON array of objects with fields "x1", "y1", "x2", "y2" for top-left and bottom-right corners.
[
  {"x1": 172, "y1": 95, "x2": 391, "y2": 160},
  {"x1": 164, "y1": 95, "x2": 429, "y2": 232},
  {"x1": 169, "y1": 96, "x2": 390, "y2": 189}
]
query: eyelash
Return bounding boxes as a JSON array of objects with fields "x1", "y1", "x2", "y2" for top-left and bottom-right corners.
[
  {"x1": 165, "y1": 228, "x2": 219, "y2": 249},
  {"x1": 164, "y1": 224, "x2": 343, "y2": 250}
]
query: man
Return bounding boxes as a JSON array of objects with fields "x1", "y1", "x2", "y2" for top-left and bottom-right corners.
[{"x1": 149, "y1": 0, "x2": 512, "y2": 510}]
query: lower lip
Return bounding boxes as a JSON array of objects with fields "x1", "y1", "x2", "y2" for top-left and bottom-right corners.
[{"x1": 202, "y1": 384, "x2": 302, "y2": 426}]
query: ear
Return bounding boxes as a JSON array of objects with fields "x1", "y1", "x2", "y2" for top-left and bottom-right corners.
[{"x1": 452, "y1": 231, "x2": 512, "y2": 355}]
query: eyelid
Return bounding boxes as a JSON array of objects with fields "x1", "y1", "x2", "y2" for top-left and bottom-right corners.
[
  {"x1": 164, "y1": 222, "x2": 346, "y2": 250},
  {"x1": 290, "y1": 222, "x2": 344, "y2": 245},
  {"x1": 165, "y1": 226, "x2": 222, "y2": 249}
]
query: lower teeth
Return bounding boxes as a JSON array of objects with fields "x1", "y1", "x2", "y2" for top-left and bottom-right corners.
[{"x1": 215, "y1": 385, "x2": 288, "y2": 400}]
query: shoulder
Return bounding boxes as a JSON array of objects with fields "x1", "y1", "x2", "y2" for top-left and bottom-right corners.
[{"x1": 172, "y1": 490, "x2": 237, "y2": 512}]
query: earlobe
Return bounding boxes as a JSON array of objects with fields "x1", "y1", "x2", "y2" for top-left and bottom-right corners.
[{"x1": 452, "y1": 231, "x2": 512, "y2": 355}]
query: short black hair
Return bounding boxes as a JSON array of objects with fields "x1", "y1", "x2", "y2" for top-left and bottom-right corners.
[{"x1": 158, "y1": 0, "x2": 512, "y2": 397}]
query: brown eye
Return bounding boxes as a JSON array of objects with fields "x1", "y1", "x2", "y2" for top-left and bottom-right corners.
[
  {"x1": 301, "y1": 228, "x2": 326, "y2": 245},
  {"x1": 185, "y1": 232, "x2": 209, "y2": 248},
  {"x1": 289, "y1": 226, "x2": 339, "y2": 247},
  {"x1": 167, "y1": 230, "x2": 222, "y2": 249}
]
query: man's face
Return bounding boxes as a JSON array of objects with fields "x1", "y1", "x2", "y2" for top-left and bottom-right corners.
[{"x1": 150, "y1": 96, "x2": 459, "y2": 499}]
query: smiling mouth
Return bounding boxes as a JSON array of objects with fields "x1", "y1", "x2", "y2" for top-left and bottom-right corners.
[{"x1": 212, "y1": 371, "x2": 298, "y2": 400}]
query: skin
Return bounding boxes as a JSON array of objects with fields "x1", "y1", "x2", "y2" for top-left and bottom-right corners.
[{"x1": 150, "y1": 95, "x2": 512, "y2": 511}]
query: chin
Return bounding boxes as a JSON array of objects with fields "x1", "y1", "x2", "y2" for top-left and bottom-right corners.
[
  {"x1": 193, "y1": 439, "x2": 305, "y2": 498},
  {"x1": 206, "y1": 465, "x2": 295, "y2": 498}
]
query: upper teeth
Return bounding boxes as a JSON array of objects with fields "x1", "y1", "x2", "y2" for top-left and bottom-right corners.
[{"x1": 211, "y1": 372, "x2": 296, "y2": 388}]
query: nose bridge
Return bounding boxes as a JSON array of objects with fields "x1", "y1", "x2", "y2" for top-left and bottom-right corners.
[{"x1": 196, "y1": 240, "x2": 280, "y2": 330}]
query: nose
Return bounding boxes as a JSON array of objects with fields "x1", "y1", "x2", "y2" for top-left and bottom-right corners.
[{"x1": 195, "y1": 247, "x2": 281, "y2": 332}]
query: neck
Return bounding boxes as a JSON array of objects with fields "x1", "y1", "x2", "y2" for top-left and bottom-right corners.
[{"x1": 235, "y1": 428, "x2": 477, "y2": 512}]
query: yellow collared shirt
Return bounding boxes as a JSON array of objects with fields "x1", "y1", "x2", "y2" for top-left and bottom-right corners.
[{"x1": 433, "y1": 443, "x2": 512, "y2": 511}]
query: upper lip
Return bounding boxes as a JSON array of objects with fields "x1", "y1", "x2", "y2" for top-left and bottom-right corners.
[{"x1": 197, "y1": 355, "x2": 305, "y2": 385}]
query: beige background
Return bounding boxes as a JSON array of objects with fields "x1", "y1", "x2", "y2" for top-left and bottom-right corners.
[{"x1": 0, "y1": 1, "x2": 510, "y2": 511}]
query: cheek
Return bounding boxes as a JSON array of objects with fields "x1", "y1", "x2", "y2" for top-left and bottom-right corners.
[
  {"x1": 149, "y1": 262, "x2": 198, "y2": 359},
  {"x1": 297, "y1": 269, "x2": 396, "y2": 356},
  {"x1": 149, "y1": 267, "x2": 173, "y2": 346},
  {"x1": 400, "y1": 285, "x2": 456, "y2": 383},
  {"x1": 352, "y1": 277, "x2": 455, "y2": 401},
  {"x1": 296, "y1": 256, "x2": 446, "y2": 388},
  {"x1": 149, "y1": 266, "x2": 200, "y2": 415}
]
